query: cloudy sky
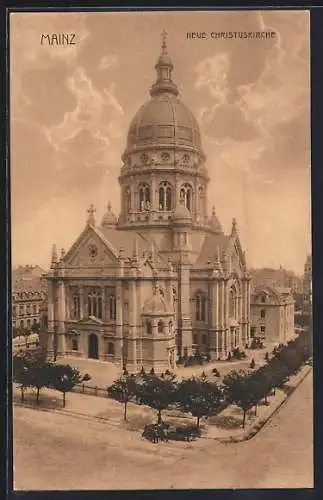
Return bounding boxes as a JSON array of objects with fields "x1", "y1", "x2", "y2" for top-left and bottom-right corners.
[{"x1": 10, "y1": 10, "x2": 310, "y2": 274}]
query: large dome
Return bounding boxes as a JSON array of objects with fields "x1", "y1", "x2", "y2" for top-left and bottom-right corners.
[{"x1": 126, "y1": 93, "x2": 202, "y2": 151}]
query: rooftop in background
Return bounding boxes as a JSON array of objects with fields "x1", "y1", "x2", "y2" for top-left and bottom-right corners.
[
  {"x1": 250, "y1": 267, "x2": 303, "y2": 294},
  {"x1": 12, "y1": 265, "x2": 47, "y2": 293}
]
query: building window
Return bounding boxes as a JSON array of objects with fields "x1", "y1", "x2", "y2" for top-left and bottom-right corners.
[
  {"x1": 202, "y1": 334, "x2": 207, "y2": 345},
  {"x1": 229, "y1": 289, "x2": 235, "y2": 318},
  {"x1": 168, "y1": 320, "x2": 173, "y2": 334},
  {"x1": 72, "y1": 338, "x2": 78, "y2": 351},
  {"x1": 261, "y1": 295, "x2": 266, "y2": 303},
  {"x1": 158, "y1": 321, "x2": 164, "y2": 334},
  {"x1": 250, "y1": 326, "x2": 256, "y2": 338},
  {"x1": 124, "y1": 187, "x2": 131, "y2": 213},
  {"x1": 20, "y1": 320, "x2": 24, "y2": 329},
  {"x1": 26, "y1": 304, "x2": 31, "y2": 315},
  {"x1": 72, "y1": 294, "x2": 81, "y2": 319},
  {"x1": 146, "y1": 321, "x2": 152, "y2": 334},
  {"x1": 13, "y1": 305, "x2": 16, "y2": 317},
  {"x1": 19, "y1": 305, "x2": 24, "y2": 316},
  {"x1": 193, "y1": 334, "x2": 198, "y2": 345},
  {"x1": 108, "y1": 295, "x2": 116, "y2": 321},
  {"x1": 260, "y1": 326, "x2": 266, "y2": 336},
  {"x1": 159, "y1": 182, "x2": 172, "y2": 211},
  {"x1": 139, "y1": 183, "x2": 151, "y2": 211},
  {"x1": 180, "y1": 183, "x2": 193, "y2": 211},
  {"x1": 107, "y1": 342, "x2": 114, "y2": 355},
  {"x1": 26, "y1": 319, "x2": 31, "y2": 329},
  {"x1": 195, "y1": 294, "x2": 206, "y2": 321},
  {"x1": 33, "y1": 304, "x2": 37, "y2": 315},
  {"x1": 260, "y1": 309, "x2": 266, "y2": 319},
  {"x1": 88, "y1": 289, "x2": 103, "y2": 319},
  {"x1": 33, "y1": 318, "x2": 37, "y2": 325}
]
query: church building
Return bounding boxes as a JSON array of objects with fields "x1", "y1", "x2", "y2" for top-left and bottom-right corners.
[{"x1": 46, "y1": 33, "x2": 251, "y2": 372}]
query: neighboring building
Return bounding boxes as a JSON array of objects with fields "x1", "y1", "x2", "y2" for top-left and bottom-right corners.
[
  {"x1": 250, "y1": 267, "x2": 303, "y2": 295},
  {"x1": 45, "y1": 35, "x2": 252, "y2": 372},
  {"x1": 12, "y1": 265, "x2": 47, "y2": 335},
  {"x1": 303, "y1": 254, "x2": 312, "y2": 317},
  {"x1": 250, "y1": 286, "x2": 295, "y2": 343}
]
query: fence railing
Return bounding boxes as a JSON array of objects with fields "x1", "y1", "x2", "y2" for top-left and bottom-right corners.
[{"x1": 72, "y1": 383, "x2": 108, "y2": 398}]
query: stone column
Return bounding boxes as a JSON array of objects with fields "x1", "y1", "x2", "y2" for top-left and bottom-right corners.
[
  {"x1": 128, "y1": 279, "x2": 137, "y2": 369},
  {"x1": 115, "y1": 280, "x2": 123, "y2": 366},
  {"x1": 79, "y1": 285, "x2": 84, "y2": 319},
  {"x1": 99, "y1": 329, "x2": 105, "y2": 360},
  {"x1": 151, "y1": 176, "x2": 156, "y2": 211},
  {"x1": 179, "y1": 262, "x2": 192, "y2": 357},
  {"x1": 57, "y1": 280, "x2": 66, "y2": 356},
  {"x1": 65, "y1": 286, "x2": 70, "y2": 321},
  {"x1": 47, "y1": 279, "x2": 55, "y2": 359}
]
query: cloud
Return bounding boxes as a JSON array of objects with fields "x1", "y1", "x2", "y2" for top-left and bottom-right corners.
[{"x1": 202, "y1": 104, "x2": 259, "y2": 142}]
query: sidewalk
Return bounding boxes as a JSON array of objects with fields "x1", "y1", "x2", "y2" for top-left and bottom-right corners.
[{"x1": 13, "y1": 364, "x2": 312, "y2": 443}]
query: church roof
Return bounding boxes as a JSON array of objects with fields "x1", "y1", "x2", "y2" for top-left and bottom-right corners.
[
  {"x1": 194, "y1": 234, "x2": 231, "y2": 267},
  {"x1": 97, "y1": 226, "x2": 169, "y2": 270}
]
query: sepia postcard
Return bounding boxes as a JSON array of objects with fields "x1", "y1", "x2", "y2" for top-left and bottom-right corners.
[{"x1": 10, "y1": 9, "x2": 312, "y2": 491}]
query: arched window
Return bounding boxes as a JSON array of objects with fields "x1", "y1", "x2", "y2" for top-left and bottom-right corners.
[
  {"x1": 72, "y1": 294, "x2": 80, "y2": 319},
  {"x1": 180, "y1": 183, "x2": 192, "y2": 211},
  {"x1": 27, "y1": 319, "x2": 31, "y2": 329},
  {"x1": 261, "y1": 295, "x2": 266, "y2": 303},
  {"x1": 124, "y1": 187, "x2": 131, "y2": 213},
  {"x1": 88, "y1": 289, "x2": 103, "y2": 319},
  {"x1": 158, "y1": 320, "x2": 165, "y2": 334},
  {"x1": 33, "y1": 304, "x2": 37, "y2": 315},
  {"x1": 169, "y1": 320, "x2": 173, "y2": 333},
  {"x1": 198, "y1": 186, "x2": 204, "y2": 213},
  {"x1": 107, "y1": 342, "x2": 114, "y2": 355},
  {"x1": 139, "y1": 183, "x2": 151, "y2": 212},
  {"x1": 195, "y1": 293, "x2": 206, "y2": 321},
  {"x1": 108, "y1": 295, "x2": 116, "y2": 321},
  {"x1": 159, "y1": 182, "x2": 172, "y2": 211},
  {"x1": 146, "y1": 321, "x2": 152, "y2": 334},
  {"x1": 229, "y1": 289, "x2": 235, "y2": 318},
  {"x1": 72, "y1": 338, "x2": 78, "y2": 351}
]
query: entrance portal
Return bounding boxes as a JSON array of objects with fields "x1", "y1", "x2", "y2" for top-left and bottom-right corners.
[{"x1": 88, "y1": 333, "x2": 99, "y2": 359}]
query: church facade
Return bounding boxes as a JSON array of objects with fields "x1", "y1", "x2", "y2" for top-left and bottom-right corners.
[{"x1": 46, "y1": 34, "x2": 251, "y2": 372}]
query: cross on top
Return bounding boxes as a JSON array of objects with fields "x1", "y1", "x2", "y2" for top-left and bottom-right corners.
[
  {"x1": 161, "y1": 29, "x2": 168, "y2": 52},
  {"x1": 87, "y1": 204, "x2": 96, "y2": 225}
]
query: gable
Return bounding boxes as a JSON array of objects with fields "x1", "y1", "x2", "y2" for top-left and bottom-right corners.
[
  {"x1": 227, "y1": 235, "x2": 246, "y2": 273},
  {"x1": 63, "y1": 226, "x2": 118, "y2": 268}
]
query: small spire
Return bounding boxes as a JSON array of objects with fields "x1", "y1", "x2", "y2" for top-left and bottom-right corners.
[
  {"x1": 51, "y1": 244, "x2": 58, "y2": 268},
  {"x1": 231, "y1": 217, "x2": 237, "y2": 236},
  {"x1": 87, "y1": 204, "x2": 96, "y2": 226},
  {"x1": 60, "y1": 248, "x2": 65, "y2": 260},
  {"x1": 161, "y1": 29, "x2": 168, "y2": 54}
]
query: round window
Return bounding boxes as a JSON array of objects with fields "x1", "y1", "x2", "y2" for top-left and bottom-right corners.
[{"x1": 161, "y1": 152, "x2": 170, "y2": 162}]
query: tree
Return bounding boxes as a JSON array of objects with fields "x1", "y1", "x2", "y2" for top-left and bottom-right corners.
[
  {"x1": 107, "y1": 374, "x2": 137, "y2": 421},
  {"x1": 50, "y1": 364, "x2": 91, "y2": 407},
  {"x1": 222, "y1": 370, "x2": 259, "y2": 428},
  {"x1": 28, "y1": 360, "x2": 53, "y2": 404},
  {"x1": 177, "y1": 376, "x2": 223, "y2": 428},
  {"x1": 13, "y1": 353, "x2": 32, "y2": 402},
  {"x1": 135, "y1": 372, "x2": 178, "y2": 424}
]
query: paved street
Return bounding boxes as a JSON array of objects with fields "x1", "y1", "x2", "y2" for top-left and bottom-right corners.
[{"x1": 13, "y1": 371, "x2": 313, "y2": 490}]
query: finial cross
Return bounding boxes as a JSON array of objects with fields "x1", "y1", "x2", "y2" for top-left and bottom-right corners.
[
  {"x1": 87, "y1": 204, "x2": 96, "y2": 217},
  {"x1": 161, "y1": 29, "x2": 168, "y2": 52}
]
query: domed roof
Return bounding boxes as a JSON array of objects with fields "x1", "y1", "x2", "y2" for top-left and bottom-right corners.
[
  {"x1": 101, "y1": 202, "x2": 117, "y2": 228},
  {"x1": 142, "y1": 293, "x2": 172, "y2": 316},
  {"x1": 171, "y1": 198, "x2": 192, "y2": 224},
  {"x1": 209, "y1": 207, "x2": 223, "y2": 233},
  {"x1": 125, "y1": 32, "x2": 202, "y2": 154},
  {"x1": 126, "y1": 94, "x2": 202, "y2": 151}
]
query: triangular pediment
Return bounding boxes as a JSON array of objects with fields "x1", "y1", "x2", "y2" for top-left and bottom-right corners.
[{"x1": 63, "y1": 225, "x2": 118, "y2": 267}]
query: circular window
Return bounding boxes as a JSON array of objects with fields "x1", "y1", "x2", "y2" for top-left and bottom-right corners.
[
  {"x1": 141, "y1": 153, "x2": 149, "y2": 164},
  {"x1": 161, "y1": 152, "x2": 170, "y2": 162}
]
